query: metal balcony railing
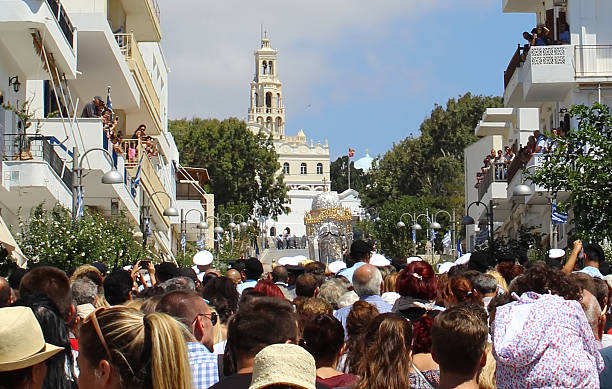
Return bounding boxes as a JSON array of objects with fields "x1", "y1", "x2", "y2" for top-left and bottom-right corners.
[
  {"x1": 2, "y1": 134, "x2": 72, "y2": 189},
  {"x1": 575, "y1": 45, "x2": 612, "y2": 77},
  {"x1": 478, "y1": 163, "x2": 507, "y2": 201},
  {"x1": 45, "y1": 0, "x2": 74, "y2": 48}
]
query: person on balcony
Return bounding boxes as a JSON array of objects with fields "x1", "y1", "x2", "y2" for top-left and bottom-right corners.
[
  {"x1": 533, "y1": 130, "x2": 547, "y2": 154},
  {"x1": 558, "y1": 22, "x2": 570, "y2": 44},
  {"x1": 503, "y1": 146, "x2": 515, "y2": 165},
  {"x1": 81, "y1": 96, "x2": 104, "y2": 118},
  {"x1": 494, "y1": 150, "x2": 504, "y2": 180}
]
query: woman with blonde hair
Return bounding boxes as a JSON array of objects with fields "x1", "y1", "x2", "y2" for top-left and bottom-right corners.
[{"x1": 77, "y1": 306, "x2": 192, "y2": 389}]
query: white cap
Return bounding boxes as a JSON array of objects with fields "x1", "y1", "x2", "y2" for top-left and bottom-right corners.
[
  {"x1": 455, "y1": 253, "x2": 472, "y2": 265},
  {"x1": 328, "y1": 260, "x2": 347, "y2": 274},
  {"x1": 278, "y1": 256, "x2": 301, "y2": 266},
  {"x1": 548, "y1": 248, "x2": 565, "y2": 259},
  {"x1": 406, "y1": 256, "x2": 423, "y2": 264},
  {"x1": 437, "y1": 261, "x2": 456, "y2": 274},
  {"x1": 370, "y1": 253, "x2": 391, "y2": 267},
  {"x1": 193, "y1": 250, "x2": 214, "y2": 266}
]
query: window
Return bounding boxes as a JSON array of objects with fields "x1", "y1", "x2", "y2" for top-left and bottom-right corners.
[
  {"x1": 300, "y1": 163, "x2": 307, "y2": 175},
  {"x1": 283, "y1": 162, "x2": 290, "y2": 174},
  {"x1": 316, "y1": 163, "x2": 323, "y2": 174}
]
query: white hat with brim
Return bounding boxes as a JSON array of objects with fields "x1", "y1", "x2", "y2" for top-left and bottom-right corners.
[
  {"x1": 249, "y1": 344, "x2": 316, "y2": 389},
  {"x1": 193, "y1": 250, "x2": 214, "y2": 266},
  {"x1": 328, "y1": 260, "x2": 347, "y2": 274},
  {"x1": 278, "y1": 256, "x2": 301, "y2": 266},
  {"x1": 437, "y1": 261, "x2": 456, "y2": 274},
  {"x1": 455, "y1": 253, "x2": 472, "y2": 265},
  {"x1": 370, "y1": 253, "x2": 391, "y2": 267},
  {"x1": 548, "y1": 248, "x2": 565, "y2": 259},
  {"x1": 406, "y1": 256, "x2": 423, "y2": 264},
  {"x1": 0, "y1": 307, "x2": 64, "y2": 372}
]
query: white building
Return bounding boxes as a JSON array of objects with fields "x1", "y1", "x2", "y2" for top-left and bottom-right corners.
[
  {"x1": 246, "y1": 37, "x2": 331, "y2": 237},
  {"x1": 464, "y1": 0, "x2": 610, "y2": 251},
  {"x1": 0, "y1": 0, "x2": 213, "y2": 263}
]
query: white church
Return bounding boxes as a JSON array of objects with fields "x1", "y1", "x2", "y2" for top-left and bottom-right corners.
[{"x1": 245, "y1": 37, "x2": 332, "y2": 237}]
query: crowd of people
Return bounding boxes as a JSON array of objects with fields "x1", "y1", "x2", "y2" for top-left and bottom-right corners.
[
  {"x1": 80, "y1": 96, "x2": 158, "y2": 162},
  {"x1": 522, "y1": 23, "x2": 571, "y2": 49},
  {"x1": 1, "y1": 237, "x2": 612, "y2": 388},
  {"x1": 474, "y1": 128, "x2": 566, "y2": 189}
]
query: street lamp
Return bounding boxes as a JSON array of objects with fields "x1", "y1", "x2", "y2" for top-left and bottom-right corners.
[
  {"x1": 461, "y1": 200, "x2": 494, "y2": 252},
  {"x1": 220, "y1": 213, "x2": 247, "y2": 254},
  {"x1": 72, "y1": 146, "x2": 123, "y2": 224},
  {"x1": 431, "y1": 209, "x2": 457, "y2": 258},
  {"x1": 397, "y1": 210, "x2": 433, "y2": 258},
  {"x1": 178, "y1": 209, "x2": 208, "y2": 254},
  {"x1": 140, "y1": 190, "x2": 180, "y2": 247}
]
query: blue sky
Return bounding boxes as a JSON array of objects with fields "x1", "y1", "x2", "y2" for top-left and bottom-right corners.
[{"x1": 159, "y1": 1, "x2": 534, "y2": 160}]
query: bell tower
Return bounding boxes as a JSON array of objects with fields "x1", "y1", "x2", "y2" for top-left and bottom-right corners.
[{"x1": 247, "y1": 35, "x2": 285, "y2": 139}]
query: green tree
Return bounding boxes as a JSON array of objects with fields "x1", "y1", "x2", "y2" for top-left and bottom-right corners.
[
  {"x1": 17, "y1": 204, "x2": 155, "y2": 271},
  {"x1": 170, "y1": 118, "x2": 288, "y2": 218},
  {"x1": 362, "y1": 93, "x2": 502, "y2": 208},
  {"x1": 530, "y1": 103, "x2": 612, "y2": 242},
  {"x1": 330, "y1": 156, "x2": 368, "y2": 193}
]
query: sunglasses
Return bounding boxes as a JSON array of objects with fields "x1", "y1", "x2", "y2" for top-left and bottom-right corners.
[
  {"x1": 192, "y1": 312, "x2": 218, "y2": 327},
  {"x1": 85, "y1": 307, "x2": 112, "y2": 360}
]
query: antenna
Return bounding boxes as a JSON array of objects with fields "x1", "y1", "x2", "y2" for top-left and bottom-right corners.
[{"x1": 260, "y1": 24, "x2": 263, "y2": 42}]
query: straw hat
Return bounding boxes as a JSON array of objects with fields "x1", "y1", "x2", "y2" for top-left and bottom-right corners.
[
  {"x1": 249, "y1": 344, "x2": 316, "y2": 389},
  {"x1": 0, "y1": 307, "x2": 64, "y2": 371}
]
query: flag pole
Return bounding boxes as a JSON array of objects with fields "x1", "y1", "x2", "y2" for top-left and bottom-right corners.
[{"x1": 347, "y1": 153, "x2": 351, "y2": 190}]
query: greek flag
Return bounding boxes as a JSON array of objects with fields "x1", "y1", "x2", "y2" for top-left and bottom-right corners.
[
  {"x1": 180, "y1": 233, "x2": 186, "y2": 250},
  {"x1": 106, "y1": 86, "x2": 113, "y2": 111},
  {"x1": 144, "y1": 218, "x2": 151, "y2": 237},
  {"x1": 412, "y1": 229, "x2": 416, "y2": 243},
  {"x1": 442, "y1": 231, "x2": 451, "y2": 247},
  {"x1": 457, "y1": 237, "x2": 463, "y2": 257},
  {"x1": 132, "y1": 152, "x2": 145, "y2": 189},
  {"x1": 430, "y1": 229, "x2": 437, "y2": 242},
  {"x1": 76, "y1": 187, "x2": 84, "y2": 218},
  {"x1": 551, "y1": 203, "x2": 568, "y2": 224},
  {"x1": 196, "y1": 235, "x2": 205, "y2": 249}
]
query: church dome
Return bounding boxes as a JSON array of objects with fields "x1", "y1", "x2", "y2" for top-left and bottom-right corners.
[
  {"x1": 354, "y1": 151, "x2": 374, "y2": 172},
  {"x1": 311, "y1": 191, "x2": 341, "y2": 210}
]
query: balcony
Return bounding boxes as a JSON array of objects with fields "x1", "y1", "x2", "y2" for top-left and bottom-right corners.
[
  {"x1": 505, "y1": 45, "x2": 574, "y2": 104},
  {"x1": 478, "y1": 164, "x2": 508, "y2": 202},
  {"x1": 0, "y1": 0, "x2": 77, "y2": 79},
  {"x1": 121, "y1": 139, "x2": 170, "y2": 228},
  {"x1": 502, "y1": 0, "x2": 541, "y2": 13},
  {"x1": 118, "y1": 0, "x2": 162, "y2": 42},
  {"x1": 575, "y1": 45, "x2": 612, "y2": 82},
  {"x1": 115, "y1": 33, "x2": 163, "y2": 134},
  {"x1": 2, "y1": 134, "x2": 73, "y2": 212}
]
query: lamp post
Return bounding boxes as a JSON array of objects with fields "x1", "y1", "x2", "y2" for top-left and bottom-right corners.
[
  {"x1": 461, "y1": 200, "x2": 494, "y2": 253},
  {"x1": 140, "y1": 190, "x2": 179, "y2": 248},
  {"x1": 178, "y1": 209, "x2": 208, "y2": 254},
  {"x1": 220, "y1": 213, "x2": 246, "y2": 254},
  {"x1": 430, "y1": 209, "x2": 457, "y2": 258},
  {"x1": 397, "y1": 212, "x2": 421, "y2": 256},
  {"x1": 72, "y1": 146, "x2": 123, "y2": 225}
]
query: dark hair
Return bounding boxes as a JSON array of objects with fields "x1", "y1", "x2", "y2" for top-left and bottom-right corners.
[
  {"x1": 345, "y1": 300, "x2": 379, "y2": 374},
  {"x1": 177, "y1": 267, "x2": 198, "y2": 284},
  {"x1": 224, "y1": 298, "x2": 299, "y2": 375},
  {"x1": 19, "y1": 266, "x2": 72, "y2": 320},
  {"x1": 510, "y1": 262, "x2": 581, "y2": 301},
  {"x1": 302, "y1": 314, "x2": 344, "y2": 365},
  {"x1": 13, "y1": 293, "x2": 76, "y2": 389},
  {"x1": 350, "y1": 240, "x2": 373, "y2": 261},
  {"x1": 201, "y1": 276, "x2": 239, "y2": 315},
  {"x1": 155, "y1": 262, "x2": 179, "y2": 283},
  {"x1": 0, "y1": 277, "x2": 11, "y2": 307},
  {"x1": 244, "y1": 258, "x2": 263, "y2": 280},
  {"x1": 432, "y1": 304, "x2": 488, "y2": 375},
  {"x1": 584, "y1": 243, "x2": 606, "y2": 264},
  {"x1": 568, "y1": 272, "x2": 597, "y2": 298},
  {"x1": 296, "y1": 273, "x2": 318, "y2": 297},
  {"x1": 496, "y1": 262, "x2": 524, "y2": 285},
  {"x1": 271, "y1": 266, "x2": 288, "y2": 283},
  {"x1": 103, "y1": 269, "x2": 133, "y2": 305},
  {"x1": 396, "y1": 261, "x2": 437, "y2": 300},
  {"x1": 412, "y1": 315, "x2": 434, "y2": 354},
  {"x1": 468, "y1": 251, "x2": 493, "y2": 273},
  {"x1": 592, "y1": 277, "x2": 609, "y2": 311},
  {"x1": 253, "y1": 280, "x2": 285, "y2": 299},
  {"x1": 472, "y1": 274, "x2": 498, "y2": 295},
  {"x1": 8, "y1": 267, "x2": 27, "y2": 290},
  {"x1": 0, "y1": 366, "x2": 34, "y2": 388}
]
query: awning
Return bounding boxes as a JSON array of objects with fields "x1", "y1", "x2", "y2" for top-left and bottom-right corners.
[{"x1": 0, "y1": 216, "x2": 28, "y2": 267}]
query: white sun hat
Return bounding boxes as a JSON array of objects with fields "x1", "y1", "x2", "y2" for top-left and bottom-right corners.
[
  {"x1": 437, "y1": 261, "x2": 456, "y2": 274},
  {"x1": 370, "y1": 253, "x2": 391, "y2": 267},
  {"x1": 193, "y1": 250, "x2": 214, "y2": 266},
  {"x1": 328, "y1": 260, "x2": 347, "y2": 274},
  {"x1": 455, "y1": 252, "x2": 472, "y2": 265}
]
